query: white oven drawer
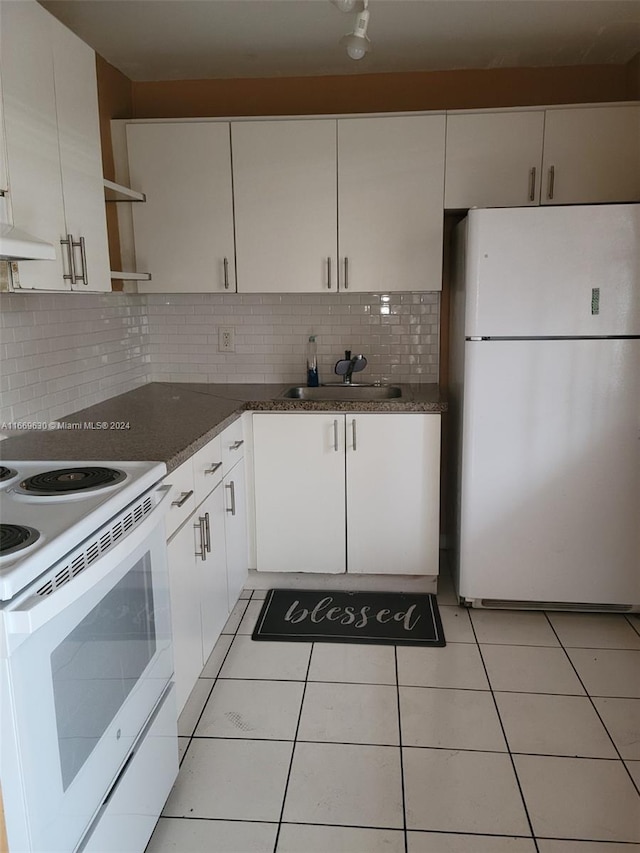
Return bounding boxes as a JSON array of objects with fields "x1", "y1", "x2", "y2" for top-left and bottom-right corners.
[
  {"x1": 79, "y1": 684, "x2": 178, "y2": 853},
  {"x1": 163, "y1": 459, "x2": 195, "y2": 539}
]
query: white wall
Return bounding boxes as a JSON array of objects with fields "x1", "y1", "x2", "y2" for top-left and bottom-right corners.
[{"x1": 0, "y1": 291, "x2": 440, "y2": 424}]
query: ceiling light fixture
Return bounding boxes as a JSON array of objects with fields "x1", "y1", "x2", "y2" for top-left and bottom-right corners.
[{"x1": 334, "y1": 0, "x2": 372, "y2": 61}]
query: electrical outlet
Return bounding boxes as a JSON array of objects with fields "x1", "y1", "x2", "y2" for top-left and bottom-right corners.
[{"x1": 218, "y1": 326, "x2": 235, "y2": 352}]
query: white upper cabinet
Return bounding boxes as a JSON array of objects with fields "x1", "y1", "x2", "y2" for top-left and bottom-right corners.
[
  {"x1": 232, "y1": 119, "x2": 337, "y2": 293},
  {"x1": 1, "y1": 0, "x2": 66, "y2": 290},
  {"x1": 444, "y1": 104, "x2": 640, "y2": 209},
  {"x1": 338, "y1": 115, "x2": 445, "y2": 292},
  {"x1": 444, "y1": 111, "x2": 545, "y2": 209},
  {"x1": 50, "y1": 18, "x2": 110, "y2": 292},
  {"x1": 127, "y1": 122, "x2": 236, "y2": 292},
  {"x1": 0, "y1": 0, "x2": 110, "y2": 291},
  {"x1": 540, "y1": 105, "x2": 640, "y2": 205}
]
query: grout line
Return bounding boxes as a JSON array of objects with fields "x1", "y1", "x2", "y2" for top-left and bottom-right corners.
[
  {"x1": 468, "y1": 617, "x2": 540, "y2": 852},
  {"x1": 394, "y1": 646, "x2": 409, "y2": 853},
  {"x1": 272, "y1": 641, "x2": 314, "y2": 853},
  {"x1": 542, "y1": 612, "x2": 640, "y2": 798}
]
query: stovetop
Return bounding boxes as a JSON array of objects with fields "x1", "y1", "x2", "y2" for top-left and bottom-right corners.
[{"x1": 0, "y1": 460, "x2": 166, "y2": 601}]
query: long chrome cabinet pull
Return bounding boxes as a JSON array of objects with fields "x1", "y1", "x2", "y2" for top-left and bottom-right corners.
[
  {"x1": 528, "y1": 167, "x2": 536, "y2": 202},
  {"x1": 204, "y1": 461, "x2": 223, "y2": 475},
  {"x1": 223, "y1": 257, "x2": 229, "y2": 290},
  {"x1": 547, "y1": 165, "x2": 555, "y2": 200},
  {"x1": 230, "y1": 440, "x2": 244, "y2": 451},
  {"x1": 344, "y1": 256, "x2": 349, "y2": 289},
  {"x1": 171, "y1": 489, "x2": 193, "y2": 507},
  {"x1": 61, "y1": 234, "x2": 76, "y2": 283},
  {"x1": 327, "y1": 256, "x2": 332, "y2": 289},
  {"x1": 225, "y1": 480, "x2": 236, "y2": 515},
  {"x1": 195, "y1": 515, "x2": 207, "y2": 561},
  {"x1": 351, "y1": 418, "x2": 357, "y2": 451},
  {"x1": 77, "y1": 236, "x2": 88, "y2": 285},
  {"x1": 204, "y1": 512, "x2": 211, "y2": 553},
  {"x1": 333, "y1": 419, "x2": 339, "y2": 452}
]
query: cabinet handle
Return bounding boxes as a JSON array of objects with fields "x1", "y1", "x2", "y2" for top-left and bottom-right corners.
[
  {"x1": 547, "y1": 165, "x2": 555, "y2": 200},
  {"x1": 204, "y1": 511, "x2": 211, "y2": 553},
  {"x1": 223, "y1": 257, "x2": 229, "y2": 290},
  {"x1": 225, "y1": 480, "x2": 236, "y2": 515},
  {"x1": 61, "y1": 234, "x2": 76, "y2": 283},
  {"x1": 77, "y1": 236, "x2": 88, "y2": 286},
  {"x1": 351, "y1": 418, "x2": 357, "y2": 451},
  {"x1": 344, "y1": 256, "x2": 349, "y2": 290},
  {"x1": 171, "y1": 489, "x2": 193, "y2": 507},
  {"x1": 326, "y1": 257, "x2": 332, "y2": 289},
  {"x1": 333, "y1": 419, "x2": 339, "y2": 452},
  {"x1": 204, "y1": 461, "x2": 222, "y2": 475},
  {"x1": 528, "y1": 167, "x2": 536, "y2": 202},
  {"x1": 230, "y1": 440, "x2": 244, "y2": 451},
  {"x1": 195, "y1": 515, "x2": 207, "y2": 561}
]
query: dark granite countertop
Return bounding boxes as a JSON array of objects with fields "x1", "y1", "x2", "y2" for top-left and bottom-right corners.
[{"x1": 0, "y1": 382, "x2": 447, "y2": 473}]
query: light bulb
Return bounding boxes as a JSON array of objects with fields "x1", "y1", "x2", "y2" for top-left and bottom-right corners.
[
  {"x1": 331, "y1": 0, "x2": 357, "y2": 10},
  {"x1": 340, "y1": 7, "x2": 371, "y2": 61}
]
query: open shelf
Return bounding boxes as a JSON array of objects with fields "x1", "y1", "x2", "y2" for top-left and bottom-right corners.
[
  {"x1": 104, "y1": 179, "x2": 146, "y2": 203},
  {"x1": 109, "y1": 271, "x2": 152, "y2": 281}
]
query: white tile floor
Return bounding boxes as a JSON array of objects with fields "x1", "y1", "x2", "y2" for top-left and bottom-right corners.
[{"x1": 147, "y1": 577, "x2": 640, "y2": 853}]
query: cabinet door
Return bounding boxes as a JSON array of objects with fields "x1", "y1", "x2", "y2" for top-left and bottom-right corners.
[
  {"x1": 0, "y1": 0, "x2": 67, "y2": 290},
  {"x1": 346, "y1": 414, "x2": 440, "y2": 575},
  {"x1": 253, "y1": 414, "x2": 346, "y2": 573},
  {"x1": 445, "y1": 111, "x2": 545, "y2": 208},
  {"x1": 50, "y1": 17, "x2": 110, "y2": 292},
  {"x1": 198, "y1": 484, "x2": 229, "y2": 664},
  {"x1": 338, "y1": 115, "x2": 445, "y2": 292},
  {"x1": 166, "y1": 519, "x2": 202, "y2": 714},
  {"x1": 232, "y1": 120, "x2": 337, "y2": 292},
  {"x1": 541, "y1": 106, "x2": 640, "y2": 205},
  {"x1": 128, "y1": 122, "x2": 236, "y2": 292},
  {"x1": 223, "y1": 458, "x2": 250, "y2": 609}
]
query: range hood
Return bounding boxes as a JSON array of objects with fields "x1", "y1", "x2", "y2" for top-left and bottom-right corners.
[{"x1": 0, "y1": 222, "x2": 56, "y2": 261}]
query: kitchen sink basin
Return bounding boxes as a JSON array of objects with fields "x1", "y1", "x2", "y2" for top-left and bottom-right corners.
[{"x1": 282, "y1": 384, "x2": 402, "y2": 401}]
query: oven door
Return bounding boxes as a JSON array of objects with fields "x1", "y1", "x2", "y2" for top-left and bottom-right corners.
[{"x1": 2, "y1": 485, "x2": 173, "y2": 853}]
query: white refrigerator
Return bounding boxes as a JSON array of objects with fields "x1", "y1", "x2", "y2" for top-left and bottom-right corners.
[{"x1": 450, "y1": 203, "x2": 639, "y2": 610}]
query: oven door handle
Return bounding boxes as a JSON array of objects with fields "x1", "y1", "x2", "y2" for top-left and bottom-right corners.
[{"x1": 4, "y1": 485, "x2": 172, "y2": 637}]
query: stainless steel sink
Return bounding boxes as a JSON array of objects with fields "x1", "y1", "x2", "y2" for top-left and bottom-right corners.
[{"x1": 282, "y1": 384, "x2": 402, "y2": 401}]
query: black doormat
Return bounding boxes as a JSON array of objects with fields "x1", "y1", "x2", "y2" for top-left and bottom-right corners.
[{"x1": 252, "y1": 589, "x2": 446, "y2": 647}]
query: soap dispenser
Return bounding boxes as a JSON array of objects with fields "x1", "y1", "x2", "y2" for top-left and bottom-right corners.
[{"x1": 306, "y1": 335, "x2": 319, "y2": 387}]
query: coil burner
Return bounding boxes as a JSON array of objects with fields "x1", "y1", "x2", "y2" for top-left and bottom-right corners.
[
  {"x1": 0, "y1": 523, "x2": 40, "y2": 557},
  {"x1": 19, "y1": 467, "x2": 126, "y2": 496}
]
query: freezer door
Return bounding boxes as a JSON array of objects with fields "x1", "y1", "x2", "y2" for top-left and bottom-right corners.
[
  {"x1": 465, "y1": 204, "x2": 640, "y2": 337},
  {"x1": 458, "y1": 339, "x2": 640, "y2": 606}
]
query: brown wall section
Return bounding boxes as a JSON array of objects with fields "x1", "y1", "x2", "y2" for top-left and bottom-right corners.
[
  {"x1": 627, "y1": 52, "x2": 640, "y2": 98},
  {"x1": 131, "y1": 64, "x2": 632, "y2": 119}
]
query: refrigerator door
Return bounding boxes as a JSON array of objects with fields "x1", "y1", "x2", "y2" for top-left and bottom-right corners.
[
  {"x1": 458, "y1": 338, "x2": 640, "y2": 606},
  {"x1": 465, "y1": 204, "x2": 640, "y2": 338}
]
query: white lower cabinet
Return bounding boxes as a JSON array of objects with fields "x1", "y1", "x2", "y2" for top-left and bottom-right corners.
[
  {"x1": 223, "y1": 458, "x2": 250, "y2": 610},
  {"x1": 252, "y1": 413, "x2": 441, "y2": 576},
  {"x1": 164, "y1": 421, "x2": 250, "y2": 714}
]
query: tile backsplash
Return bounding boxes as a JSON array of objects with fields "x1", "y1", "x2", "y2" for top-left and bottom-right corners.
[
  {"x1": 146, "y1": 292, "x2": 439, "y2": 385},
  {"x1": 0, "y1": 291, "x2": 439, "y2": 424},
  {"x1": 0, "y1": 292, "x2": 149, "y2": 425}
]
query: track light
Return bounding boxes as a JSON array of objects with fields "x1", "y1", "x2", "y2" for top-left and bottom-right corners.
[{"x1": 334, "y1": 0, "x2": 372, "y2": 61}]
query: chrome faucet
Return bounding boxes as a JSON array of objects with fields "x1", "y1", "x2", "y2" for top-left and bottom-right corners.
[{"x1": 334, "y1": 350, "x2": 368, "y2": 384}]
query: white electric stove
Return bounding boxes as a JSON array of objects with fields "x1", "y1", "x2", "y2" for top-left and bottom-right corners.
[
  {"x1": 0, "y1": 459, "x2": 178, "y2": 853},
  {"x1": 0, "y1": 460, "x2": 166, "y2": 600}
]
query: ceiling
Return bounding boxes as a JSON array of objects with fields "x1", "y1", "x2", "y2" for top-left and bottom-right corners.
[{"x1": 39, "y1": 0, "x2": 640, "y2": 82}]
